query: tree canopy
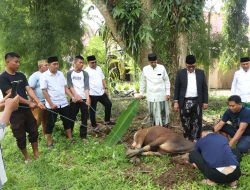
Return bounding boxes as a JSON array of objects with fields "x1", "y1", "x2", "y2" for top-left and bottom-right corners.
[
  {"x1": 0, "y1": 0, "x2": 84, "y2": 74},
  {"x1": 92, "y1": 0, "x2": 205, "y2": 73},
  {"x1": 220, "y1": 0, "x2": 249, "y2": 69}
]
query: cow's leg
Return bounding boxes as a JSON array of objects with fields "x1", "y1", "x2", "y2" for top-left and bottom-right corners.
[
  {"x1": 146, "y1": 136, "x2": 169, "y2": 150},
  {"x1": 126, "y1": 145, "x2": 159, "y2": 158},
  {"x1": 159, "y1": 140, "x2": 194, "y2": 154},
  {"x1": 158, "y1": 142, "x2": 177, "y2": 153},
  {"x1": 141, "y1": 151, "x2": 162, "y2": 156},
  {"x1": 126, "y1": 137, "x2": 165, "y2": 158},
  {"x1": 134, "y1": 136, "x2": 169, "y2": 155},
  {"x1": 131, "y1": 129, "x2": 147, "y2": 149},
  {"x1": 126, "y1": 148, "x2": 144, "y2": 157}
]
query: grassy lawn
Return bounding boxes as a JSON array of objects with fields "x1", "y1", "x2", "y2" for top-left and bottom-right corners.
[{"x1": 2, "y1": 97, "x2": 250, "y2": 190}]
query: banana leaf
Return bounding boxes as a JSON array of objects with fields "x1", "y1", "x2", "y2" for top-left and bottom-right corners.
[{"x1": 105, "y1": 99, "x2": 139, "y2": 146}]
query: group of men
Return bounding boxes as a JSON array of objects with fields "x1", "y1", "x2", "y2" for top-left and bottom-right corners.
[
  {"x1": 139, "y1": 53, "x2": 250, "y2": 187},
  {"x1": 139, "y1": 53, "x2": 208, "y2": 141},
  {"x1": 0, "y1": 52, "x2": 115, "y2": 163},
  {"x1": 1, "y1": 50, "x2": 250, "y2": 188}
]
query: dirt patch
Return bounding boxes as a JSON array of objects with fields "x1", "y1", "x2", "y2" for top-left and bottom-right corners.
[
  {"x1": 123, "y1": 162, "x2": 153, "y2": 185},
  {"x1": 154, "y1": 158, "x2": 198, "y2": 190},
  {"x1": 123, "y1": 156, "x2": 198, "y2": 189}
]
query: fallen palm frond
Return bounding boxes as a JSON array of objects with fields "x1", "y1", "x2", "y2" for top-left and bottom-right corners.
[{"x1": 105, "y1": 99, "x2": 139, "y2": 146}]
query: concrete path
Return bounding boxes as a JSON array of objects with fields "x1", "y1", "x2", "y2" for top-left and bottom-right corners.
[{"x1": 210, "y1": 89, "x2": 231, "y2": 97}]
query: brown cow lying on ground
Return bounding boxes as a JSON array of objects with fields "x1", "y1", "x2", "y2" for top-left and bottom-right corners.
[{"x1": 126, "y1": 126, "x2": 194, "y2": 157}]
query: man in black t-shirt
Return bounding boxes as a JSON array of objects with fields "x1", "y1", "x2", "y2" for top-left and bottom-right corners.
[
  {"x1": 0, "y1": 52, "x2": 45, "y2": 162},
  {"x1": 214, "y1": 95, "x2": 250, "y2": 153}
]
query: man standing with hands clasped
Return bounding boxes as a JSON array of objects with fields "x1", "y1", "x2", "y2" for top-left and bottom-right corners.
[
  {"x1": 85, "y1": 55, "x2": 115, "y2": 132},
  {"x1": 138, "y1": 53, "x2": 170, "y2": 127},
  {"x1": 174, "y1": 55, "x2": 208, "y2": 141}
]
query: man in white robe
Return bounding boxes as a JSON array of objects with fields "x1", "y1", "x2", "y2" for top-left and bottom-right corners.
[
  {"x1": 231, "y1": 57, "x2": 250, "y2": 107},
  {"x1": 138, "y1": 53, "x2": 170, "y2": 127}
]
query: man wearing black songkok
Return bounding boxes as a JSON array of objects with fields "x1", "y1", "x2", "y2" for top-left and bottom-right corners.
[
  {"x1": 231, "y1": 57, "x2": 250, "y2": 107},
  {"x1": 173, "y1": 55, "x2": 208, "y2": 141},
  {"x1": 85, "y1": 55, "x2": 115, "y2": 132},
  {"x1": 40, "y1": 56, "x2": 75, "y2": 147},
  {"x1": 138, "y1": 53, "x2": 170, "y2": 127}
]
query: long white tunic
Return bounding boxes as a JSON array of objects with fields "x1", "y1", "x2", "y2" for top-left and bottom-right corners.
[
  {"x1": 140, "y1": 64, "x2": 170, "y2": 125},
  {"x1": 0, "y1": 123, "x2": 7, "y2": 188},
  {"x1": 139, "y1": 64, "x2": 170, "y2": 102},
  {"x1": 231, "y1": 68, "x2": 250, "y2": 102}
]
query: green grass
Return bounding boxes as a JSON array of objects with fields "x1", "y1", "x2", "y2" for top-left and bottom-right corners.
[{"x1": 2, "y1": 97, "x2": 250, "y2": 190}]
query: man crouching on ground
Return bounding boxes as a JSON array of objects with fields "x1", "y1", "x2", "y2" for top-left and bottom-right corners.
[{"x1": 188, "y1": 125, "x2": 241, "y2": 188}]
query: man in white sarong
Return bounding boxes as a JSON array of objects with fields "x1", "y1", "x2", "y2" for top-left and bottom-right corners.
[{"x1": 138, "y1": 53, "x2": 170, "y2": 127}]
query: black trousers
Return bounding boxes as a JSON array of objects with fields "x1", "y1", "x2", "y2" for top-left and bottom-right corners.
[
  {"x1": 70, "y1": 100, "x2": 88, "y2": 138},
  {"x1": 189, "y1": 150, "x2": 241, "y2": 184},
  {"x1": 180, "y1": 98, "x2": 202, "y2": 140},
  {"x1": 89, "y1": 93, "x2": 112, "y2": 127},
  {"x1": 46, "y1": 105, "x2": 71, "y2": 134},
  {"x1": 10, "y1": 109, "x2": 38, "y2": 150}
]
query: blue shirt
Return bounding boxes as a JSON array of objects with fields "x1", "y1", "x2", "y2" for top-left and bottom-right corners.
[
  {"x1": 222, "y1": 106, "x2": 250, "y2": 135},
  {"x1": 28, "y1": 71, "x2": 45, "y2": 104},
  {"x1": 195, "y1": 133, "x2": 239, "y2": 168}
]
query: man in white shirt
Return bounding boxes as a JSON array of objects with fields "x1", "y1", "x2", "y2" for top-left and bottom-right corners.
[
  {"x1": 85, "y1": 55, "x2": 115, "y2": 131},
  {"x1": 67, "y1": 55, "x2": 90, "y2": 142},
  {"x1": 174, "y1": 55, "x2": 208, "y2": 141},
  {"x1": 40, "y1": 56, "x2": 75, "y2": 147},
  {"x1": 138, "y1": 53, "x2": 170, "y2": 127},
  {"x1": 231, "y1": 57, "x2": 250, "y2": 107},
  {"x1": 29, "y1": 59, "x2": 48, "y2": 135}
]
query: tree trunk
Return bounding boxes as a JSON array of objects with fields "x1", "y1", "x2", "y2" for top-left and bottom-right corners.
[
  {"x1": 139, "y1": 0, "x2": 153, "y2": 69},
  {"x1": 92, "y1": 0, "x2": 125, "y2": 50},
  {"x1": 92, "y1": 0, "x2": 154, "y2": 69},
  {"x1": 177, "y1": 32, "x2": 188, "y2": 68}
]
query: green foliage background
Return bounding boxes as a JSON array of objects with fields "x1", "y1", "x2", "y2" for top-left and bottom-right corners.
[
  {"x1": 220, "y1": 0, "x2": 249, "y2": 69},
  {"x1": 108, "y1": 0, "x2": 206, "y2": 66},
  {"x1": 0, "y1": 0, "x2": 84, "y2": 75}
]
